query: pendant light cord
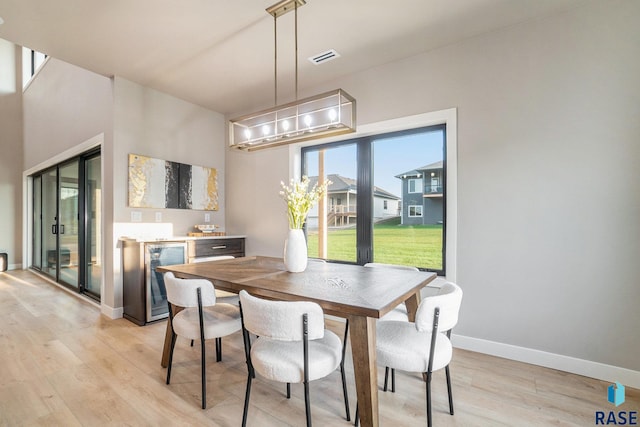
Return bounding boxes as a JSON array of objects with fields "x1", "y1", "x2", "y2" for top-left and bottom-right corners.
[
  {"x1": 274, "y1": 14, "x2": 278, "y2": 105},
  {"x1": 295, "y1": 1, "x2": 298, "y2": 101},
  {"x1": 273, "y1": 1, "x2": 300, "y2": 105}
]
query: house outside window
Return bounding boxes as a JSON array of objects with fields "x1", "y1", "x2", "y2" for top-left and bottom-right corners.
[
  {"x1": 408, "y1": 205, "x2": 423, "y2": 217},
  {"x1": 302, "y1": 123, "x2": 446, "y2": 274}
]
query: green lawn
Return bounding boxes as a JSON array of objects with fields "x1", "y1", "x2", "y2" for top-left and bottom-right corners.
[{"x1": 306, "y1": 218, "x2": 442, "y2": 270}]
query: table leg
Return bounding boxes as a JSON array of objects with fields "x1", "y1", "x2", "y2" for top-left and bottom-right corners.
[
  {"x1": 349, "y1": 315, "x2": 379, "y2": 427},
  {"x1": 160, "y1": 304, "x2": 182, "y2": 368},
  {"x1": 404, "y1": 290, "x2": 422, "y2": 323}
]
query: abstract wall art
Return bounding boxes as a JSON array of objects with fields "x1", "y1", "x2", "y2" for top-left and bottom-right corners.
[{"x1": 128, "y1": 154, "x2": 218, "y2": 211}]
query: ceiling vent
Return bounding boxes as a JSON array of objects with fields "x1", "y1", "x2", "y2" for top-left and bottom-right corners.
[{"x1": 308, "y1": 49, "x2": 340, "y2": 65}]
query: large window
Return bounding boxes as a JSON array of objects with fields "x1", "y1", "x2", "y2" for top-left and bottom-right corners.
[{"x1": 302, "y1": 124, "x2": 446, "y2": 274}]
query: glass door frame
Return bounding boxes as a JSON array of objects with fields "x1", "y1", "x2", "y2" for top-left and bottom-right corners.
[{"x1": 30, "y1": 148, "x2": 101, "y2": 300}]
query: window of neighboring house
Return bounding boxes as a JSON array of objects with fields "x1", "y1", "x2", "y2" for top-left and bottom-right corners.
[
  {"x1": 302, "y1": 123, "x2": 447, "y2": 274},
  {"x1": 408, "y1": 178, "x2": 422, "y2": 193},
  {"x1": 408, "y1": 205, "x2": 423, "y2": 217},
  {"x1": 22, "y1": 46, "x2": 47, "y2": 89}
]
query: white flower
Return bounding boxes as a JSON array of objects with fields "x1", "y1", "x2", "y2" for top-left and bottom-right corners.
[{"x1": 279, "y1": 176, "x2": 331, "y2": 229}]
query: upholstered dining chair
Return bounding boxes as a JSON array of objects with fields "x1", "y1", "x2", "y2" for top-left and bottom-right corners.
[
  {"x1": 307, "y1": 257, "x2": 352, "y2": 420},
  {"x1": 376, "y1": 282, "x2": 463, "y2": 426},
  {"x1": 238, "y1": 290, "x2": 350, "y2": 427},
  {"x1": 364, "y1": 262, "x2": 420, "y2": 391},
  {"x1": 164, "y1": 272, "x2": 242, "y2": 409}
]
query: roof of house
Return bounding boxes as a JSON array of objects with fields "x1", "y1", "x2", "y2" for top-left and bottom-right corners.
[
  {"x1": 395, "y1": 160, "x2": 443, "y2": 178},
  {"x1": 308, "y1": 174, "x2": 400, "y2": 200}
]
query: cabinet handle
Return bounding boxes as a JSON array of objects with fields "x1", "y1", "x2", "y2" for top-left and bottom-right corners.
[{"x1": 211, "y1": 245, "x2": 227, "y2": 250}]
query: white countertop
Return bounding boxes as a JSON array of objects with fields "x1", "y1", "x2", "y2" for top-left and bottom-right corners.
[{"x1": 119, "y1": 235, "x2": 246, "y2": 243}]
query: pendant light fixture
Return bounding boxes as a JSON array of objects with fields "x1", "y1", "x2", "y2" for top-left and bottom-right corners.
[{"x1": 229, "y1": 0, "x2": 356, "y2": 151}]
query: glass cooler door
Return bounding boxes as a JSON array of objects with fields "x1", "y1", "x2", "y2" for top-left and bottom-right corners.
[{"x1": 145, "y1": 242, "x2": 187, "y2": 322}]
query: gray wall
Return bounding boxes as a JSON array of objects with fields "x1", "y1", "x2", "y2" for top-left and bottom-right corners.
[
  {"x1": 22, "y1": 57, "x2": 115, "y2": 309},
  {"x1": 0, "y1": 40, "x2": 23, "y2": 269},
  {"x1": 227, "y1": 0, "x2": 640, "y2": 373},
  {"x1": 22, "y1": 63, "x2": 225, "y2": 316}
]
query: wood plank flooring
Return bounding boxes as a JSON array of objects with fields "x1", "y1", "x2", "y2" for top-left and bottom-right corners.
[{"x1": 1, "y1": 269, "x2": 637, "y2": 426}]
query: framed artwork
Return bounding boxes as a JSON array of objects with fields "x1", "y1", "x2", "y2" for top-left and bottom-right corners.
[{"x1": 128, "y1": 153, "x2": 218, "y2": 211}]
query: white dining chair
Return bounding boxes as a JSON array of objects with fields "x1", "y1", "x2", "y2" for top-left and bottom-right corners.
[
  {"x1": 164, "y1": 272, "x2": 242, "y2": 409},
  {"x1": 363, "y1": 262, "x2": 420, "y2": 392},
  {"x1": 238, "y1": 290, "x2": 350, "y2": 427},
  {"x1": 376, "y1": 282, "x2": 463, "y2": 426}
]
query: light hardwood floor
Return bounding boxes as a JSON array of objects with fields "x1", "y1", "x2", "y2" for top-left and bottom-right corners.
[{"x1": 1, "y1": 269, "x2": 637, "y2": 426}]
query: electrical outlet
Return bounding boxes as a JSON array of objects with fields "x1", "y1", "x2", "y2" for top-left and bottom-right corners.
[
  {"x1": 131, "y1": 211, "x2": 142, "y2": 222},
  {"x1": 204, "y1": 213, "x2": 211, "y2": 223},
  {"x1": 155, "y1": 212, "x2": 162, "y2": 222}
]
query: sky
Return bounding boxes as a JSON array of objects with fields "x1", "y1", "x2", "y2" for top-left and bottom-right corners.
[{"x1": 304, "y1": 128, "x2": 444, "y2": 197}]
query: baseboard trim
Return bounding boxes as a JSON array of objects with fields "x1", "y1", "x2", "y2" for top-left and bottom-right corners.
[
  {"x1": 101, "y1": 304, "x2": 124, "y2": 319},
  {"x1": 452, "y1": 334, "x2": 640, "y2": 389}
]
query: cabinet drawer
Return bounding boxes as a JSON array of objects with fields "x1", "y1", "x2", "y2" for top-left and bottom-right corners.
[{"x1": 193, "y1": 238, "x2": 245, "y2": 258}]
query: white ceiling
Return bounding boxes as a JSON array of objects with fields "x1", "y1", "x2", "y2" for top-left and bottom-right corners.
[{"x1": 0, "y1": 0, "x2": 585, "y2": 115}]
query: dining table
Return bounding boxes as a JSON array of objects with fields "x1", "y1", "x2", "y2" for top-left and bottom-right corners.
[{"x1": 156, "y1": 256, "x2": 436, "y2": 427}]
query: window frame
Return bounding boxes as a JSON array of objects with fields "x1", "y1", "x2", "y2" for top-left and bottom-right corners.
[
  {"x1": 408, "y1": 178, "x2": 423, "y2": 194},
  {"x1": 301, "y1": 123, "x2": 447, "y2": 275},
  {"x1": 408, "y1": 205, "x2": 423, "y2": 217},
  {"x1": 295, "y1": 108, "x2": 457, "y2": 280}
]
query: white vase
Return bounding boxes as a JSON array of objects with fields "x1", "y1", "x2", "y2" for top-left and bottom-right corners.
[{"x1": 284, "y1": 228, "x2": 308, "y2": 272}]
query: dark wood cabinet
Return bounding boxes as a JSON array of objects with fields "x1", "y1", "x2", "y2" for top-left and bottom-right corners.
[{"x1": 187, "y1": 237, "x2": 245, "y2": 262}]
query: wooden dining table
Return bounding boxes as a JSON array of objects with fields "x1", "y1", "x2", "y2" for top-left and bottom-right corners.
[{"x1": 157, "y1": 256, "x2": 436, "y2": 427}]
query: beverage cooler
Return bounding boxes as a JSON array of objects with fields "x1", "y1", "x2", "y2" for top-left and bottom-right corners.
[{"x1": 122, "y1": 240, "x2": 187, "y2": 325}]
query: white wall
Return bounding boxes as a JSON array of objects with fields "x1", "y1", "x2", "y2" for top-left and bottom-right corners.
[
  {"x1": 22, "y1": 68, "x2": 226, "y2": 317},
  {"x1": 22, "y1": 57, "x2": 115, "y2": 311},
  {"x1": 22, "y1": 59, "x2": 113, "y2": 170},
  {"x1": 111, "y1": 77, "x2": 226, "y2": 312},
  {"x1": 0, "y1": 40, "x2": 23, "y2": 269},
  {"x1": 112, "y1": 77, "x2": 226, "y2": 232},
  {"x1": 227, "y1": 0, "x2": 640, "y2": 377}
]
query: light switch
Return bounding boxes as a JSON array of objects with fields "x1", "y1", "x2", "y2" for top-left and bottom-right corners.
[
  {"x1": 204, "y1": 213, "x2": 211, "y2": 223},
  {"x1": 155, "y1": 212, "x2": 162, "y2": 222},
  {"x1": 131, "y1": 211, "x2": 142, "y2": 222}
]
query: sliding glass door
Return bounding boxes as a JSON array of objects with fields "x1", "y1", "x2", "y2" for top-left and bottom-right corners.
[{"x1": 31, "y1": 149, "x2": 101, "y2": 298}]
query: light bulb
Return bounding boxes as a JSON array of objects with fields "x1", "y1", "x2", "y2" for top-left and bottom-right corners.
[
  {"x1": 244, "y1": 129, "x2": 252, "y2": 140},
  {"x1": 282, "y1": 120, "x2": 290, "y2": 132},
  {"x1": 304, "y1": 115, "x2": 312, "y2": 127},
  {"x1": 262, "y1": 125, "x2": 270, "y2": 136},
  {"x1": 328, "y1": 109, "x2": 337, "y2": 122}
]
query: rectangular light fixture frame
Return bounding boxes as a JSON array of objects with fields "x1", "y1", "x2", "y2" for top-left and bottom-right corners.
[{"x1": 229, "y1": 88, "x2": 356, "y2": 152}]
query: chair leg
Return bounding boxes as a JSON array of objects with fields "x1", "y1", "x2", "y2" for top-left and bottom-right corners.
[
  {"x1": 341, "y1": 319, "x2": 351, "y2": 421},
  {"x1": 445, "y1": 365, "x2": 454, "y2": 415},
  {"x1": 391, "y1": 368, "x2": 396, "y2": 393},
  {"x1": 383, "y1": 366, "x2": 389, "y2": 392},
  {"x1": 242, "y1": 373, "x2": 253, "y2": 427},
  {"x1": 354, "y1": 403, "x2": 359, "y2": 426},
  {"x1": 425, "y1": 371, "x2": 433, "y2": 427},
  {"x1": 287, "y1": 383, "x2": 291, "y2": 399},
  {"x1": 166, "y1": 331, "x2": 177, "y2": 385},
  {"x1": 201, "y1": 338, "x2": 207, "y2": 409},
  {"x1": 216, "y1": 337, "x2": 222, "y2": 362},
  {"x1": 340, "y1": 360, "x2": 351, "y2": 421},
  {"x1": 303, "y1": 380, "x2": 312, "y2": 427}
]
